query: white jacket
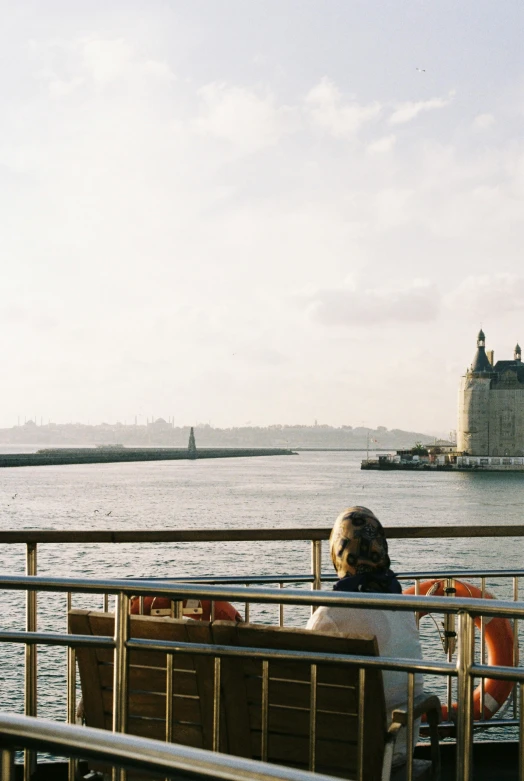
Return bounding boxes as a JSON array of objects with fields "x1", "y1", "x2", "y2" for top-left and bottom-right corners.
[{"x1": 306, "y1": 604, "x2": 424, "y2": 766}]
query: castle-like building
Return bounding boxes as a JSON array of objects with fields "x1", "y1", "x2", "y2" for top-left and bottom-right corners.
[{"x1": 457, "y1": 330, "x2": 524, "y2": 456}]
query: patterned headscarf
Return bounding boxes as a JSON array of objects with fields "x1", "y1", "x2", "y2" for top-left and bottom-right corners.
[{"x1": 330, "y1": 506, "x2": 391, "y2": 578}]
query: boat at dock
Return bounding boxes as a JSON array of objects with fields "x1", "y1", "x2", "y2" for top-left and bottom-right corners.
[{"x1": 0, "y1": 525, "x2": 523, "y2": 780}]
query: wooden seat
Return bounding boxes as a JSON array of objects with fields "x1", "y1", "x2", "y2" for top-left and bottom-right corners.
[
  {"x1": 69, "y1": 610, "x2": 441, "y2": 781},
  {"x1": 68, "y1": 610, "x2": 226, "y2": 751}
]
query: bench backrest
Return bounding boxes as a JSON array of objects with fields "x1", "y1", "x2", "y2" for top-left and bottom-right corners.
[{"x1": 69, "y1": 610, "x2": 386, "y2": 780}]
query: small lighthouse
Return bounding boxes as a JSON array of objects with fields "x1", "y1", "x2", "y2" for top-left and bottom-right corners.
[{"x1": 188, "y1": 427, "x2": 197, "y2": 459}]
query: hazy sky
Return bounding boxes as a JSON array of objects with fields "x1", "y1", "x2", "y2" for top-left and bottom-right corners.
[{"x1": 2, "y1": 1, "x2": 524, "y2": 434}]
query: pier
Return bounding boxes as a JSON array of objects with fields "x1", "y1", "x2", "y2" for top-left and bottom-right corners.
[{"x1": 0, "y1": 447, "x2": 297, "y2": 468}]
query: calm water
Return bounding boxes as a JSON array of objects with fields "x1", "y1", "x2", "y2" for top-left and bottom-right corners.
[{"x1": 0, "y1": 450, "x2": 523, "y2": 731}]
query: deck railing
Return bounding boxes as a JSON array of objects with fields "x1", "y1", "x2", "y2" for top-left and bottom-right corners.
[
  {"x1": 2, "y1": 526, "x2": 524, "y2": 781},
  {"x1": 0, "y1": 711, "x2": 337, "y2": 781},
  {"x1": 0, "y1": 574, "x2": 523, "y2": 781}
]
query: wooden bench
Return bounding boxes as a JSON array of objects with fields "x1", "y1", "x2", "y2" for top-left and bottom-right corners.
[{"x1": 69, "y1": 610, "x2": 441, "y2": 781}]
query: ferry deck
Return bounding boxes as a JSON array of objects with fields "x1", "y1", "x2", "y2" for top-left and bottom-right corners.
[{"x1": 0, "y1": 525, "x2": 523, "y2": 781}]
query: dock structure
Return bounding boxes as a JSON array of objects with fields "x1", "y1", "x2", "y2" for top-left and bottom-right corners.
[{"x1": 0, "y1": 448, "x2": 297, "y2": 468}]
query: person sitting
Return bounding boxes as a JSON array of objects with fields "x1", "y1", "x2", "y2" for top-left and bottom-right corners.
[{"x1": 306, "y1": 506, "x2": 423, "y2": 767}]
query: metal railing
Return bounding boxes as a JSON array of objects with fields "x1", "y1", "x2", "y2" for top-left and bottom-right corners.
[
  {"x1": 0, "y1": 574, "x2": 524, "y2": 781},
  {"x1": 0, "y1": 712, "x2": 338, "y2": 781},
  {"x1": 2, "y1": 526, "x2": 524, "y2": 781}
]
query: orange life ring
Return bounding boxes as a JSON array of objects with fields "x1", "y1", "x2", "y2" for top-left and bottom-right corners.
[
  {"x1": 130, "y1": 595, "x2": 243, "y2": 623},
  {"x1": 404, "y1": 579, "x2": 515, "y2": 720}
]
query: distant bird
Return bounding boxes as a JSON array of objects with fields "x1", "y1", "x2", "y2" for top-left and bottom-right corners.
[
  {"x1": 93, "y1": 509, "x2": 99, "y2": 513},
  {"x1": 106, "y1": 511, "x2": 112, "y2": 516},
  {"x1": 416, "y1": 67, "x2": 426, "y2": 73},
  {"x1": 12, "y1": 494, "x2": 17, "y2": 499}
]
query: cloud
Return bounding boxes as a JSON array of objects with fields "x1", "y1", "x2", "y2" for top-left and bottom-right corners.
[
  {"x1": 309, "y1": 280, "x2": 440, "y2": 326},
  {"x1": 34, "y1": 37, "x2": 176, "y2": 97},
  {"x1": 445, "y1": 274, "x2": 523, "y2": 316},
  {"x1": 305, "y1": 77, "x2": 381, "y2": 138},
  {"x1": 194, "y1": 82, "x2": 296, "y2": 153},
  {"x1": 389, "y1": 91, "x2": 455, "y2": 125},
  {"x1": 472, "y1": 113, "x2": 495, "y2": 131},
  {"x1": 367, "y1": 135, "x2": 396, "y2": 154},
  {"x1": 81, "y1": 38, "x2": 134, "y2": 83}
]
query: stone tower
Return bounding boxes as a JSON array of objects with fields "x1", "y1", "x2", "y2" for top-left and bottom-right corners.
[
  {"x1": 458, "y1": 330, "x2": 524, "y2": 456},
  {"x1": 457, "y1": 330, "x2": 492, "y2": 454}
]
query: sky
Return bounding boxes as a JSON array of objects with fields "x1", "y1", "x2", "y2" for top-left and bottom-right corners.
[{"x1": 2, "y1": 0, "x2": 524, "y2": 435}]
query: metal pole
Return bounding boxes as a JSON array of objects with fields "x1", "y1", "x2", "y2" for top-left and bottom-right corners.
[
  {"x1": 212, "y1": 657, "x2": 221, "y2": 752},
  {"x1": 279, "y1": 583, "x2": 284, "y2": 627},
  {"x1": 357, "y1": 668, "x2": 365, "y2": 781},
  {"x1": 166, "y1": 653, "x2": 174, "y2": 743},
  {"x1": 67, "y1": 644, "x2": 78, "y2": 781},
  {"x1": 24, "y1": 542, "x2": 37, "y2": 781},
  {"x1": 406, "y1": 672, "x2": 415, "y2": 781},
  {"x1": 311, "y1": 540, "x2": 322, "y2": 615},
  {"x1": 1, "y1": 749, "x2": 15, "y2": 781},
  {"x1": 445, "y1": 578, "x2": 456, "y2": 719},
  {"x1": 414, "y1": 579, "x2": 420, "y2": 629},
  {"x1": 244, "y1": 585, "x2": 250, "y2": 624},
  {"x1": 456, "y1": 611, "x2": 475, "y2": 781},
  {"x1": 309, "y1": 664, "x2": 317, "y2": 772},
  {"x1": 515, "y1": 577, "x2": 520, "y2": 720},
  {"x1": 261, "y1": 660, "x2": 269, "y2": 762},
  {"x1": 480, "y1": 577, "x2": 486, "y2": 721},
  {"x1": 113, "y1": 592, "x2": 130, "y2": 781},
  {"x1": 515, "y1": 683, "x2": 524, "y2": 781}
]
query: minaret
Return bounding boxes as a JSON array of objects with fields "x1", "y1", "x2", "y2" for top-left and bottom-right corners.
[
  {"x1": 188, "y1": 427, "x2": 197, "y2": 459},
  {"x1": 515, "y1": 343, "x2": 521, "y2": 363}
]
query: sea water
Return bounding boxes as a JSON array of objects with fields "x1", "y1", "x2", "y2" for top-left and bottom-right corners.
[{"x1": 0, "y1": 450, "x2": 523, "y2": 732}]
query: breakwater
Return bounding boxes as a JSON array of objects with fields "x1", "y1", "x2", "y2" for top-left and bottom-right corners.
[{"x1": 0, "y1": 448, "x2": 297, "y2": 468}]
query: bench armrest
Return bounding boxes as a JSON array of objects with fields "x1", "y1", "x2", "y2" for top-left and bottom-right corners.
[
  {"x1": 390, "y1": 695, "x2": 442, "y2": 781},
  {"x1": 391, "y1": 694, "x2": 442, "y2": 725}
]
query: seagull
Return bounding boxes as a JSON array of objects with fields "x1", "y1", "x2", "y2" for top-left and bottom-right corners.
[
  {"x1": 106, "y1": 511, "x2": 112, "y2": 516},
  {"x1": 12, "y1": 494, "x2": 17, "y2": 499},
  {"x1": 94, "y1": 509, "x2": 99, "y2": 513},
  {"x1": 416, "y1": 67, "x2": 426, "y2": 73}
]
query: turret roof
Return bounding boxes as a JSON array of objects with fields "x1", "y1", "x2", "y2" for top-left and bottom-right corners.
[{"x1": 471, "y1": 346, "x2": 493, "y2": 373}]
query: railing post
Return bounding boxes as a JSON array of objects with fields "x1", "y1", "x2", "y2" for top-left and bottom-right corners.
[
  {"x1": 67, "y1": 643, "x2": 78, "y2": 781},
  {"x1": 213, "y1": 657, "x2": 221, "y2": 752},
  {"x1": 311, "y1": 540, "x2": 322, "y2": 615},
  {"x1": 1, "y1": 748, "x2": 15, "y2": 781},
  {"x1": 113, "y1": 592, "x2": 130, "y2": 781},
  {"x1": 24, "y1": 542, "x2": 37, "y2": 781},
  {"x1": 456, "y1": 611, "x2": 474, "y2": 781},
  {"x1": 515, "y1": 683, "x2": 524, "y2": 781}
]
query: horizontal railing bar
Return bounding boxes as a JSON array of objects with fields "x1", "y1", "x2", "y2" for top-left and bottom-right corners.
[
  {"x1": 0, "y1": 631, "x2": 113, "y2": 649},
  {"x1": 2, "y1": 575, "x2": 524, "y2": 616},
  {"x1": 1, "y1": 525, "x2": 524, "y2": 543},
  {"x1": 0, "y1": 713, "x2": 334, "y2": 781},
  {"x1": 135, "y1": 568, "x2": 524, "y2": 585},
  {"x1": 470, "y1": 663, "x2": 524, "y2": 683},
  {"x1": 127, "y1": 638, "x2": 454, "y2": 676}
]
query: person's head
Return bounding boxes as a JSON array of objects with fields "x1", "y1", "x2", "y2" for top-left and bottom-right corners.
[{"x1": 330, "y1": 506, "x2": 391, "y2": 578}]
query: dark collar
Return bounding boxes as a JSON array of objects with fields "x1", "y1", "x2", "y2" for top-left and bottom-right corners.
[{"x1": 333, "y1": 570, "x2": 402, "y2": 594}]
